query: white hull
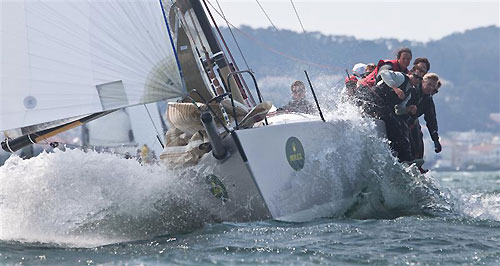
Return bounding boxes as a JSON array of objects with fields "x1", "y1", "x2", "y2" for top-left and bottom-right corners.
[{"x1": 196, "y1": 118, "x2": 386, "y2": 222}]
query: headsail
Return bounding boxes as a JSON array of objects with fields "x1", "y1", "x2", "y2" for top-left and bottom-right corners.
[{"x1": 1, "y1": 0, "x2": 184, "y2": 132}]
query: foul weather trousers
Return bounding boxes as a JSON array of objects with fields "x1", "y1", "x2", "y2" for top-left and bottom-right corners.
[
  {"x1": 409, "y1": 119, "x2": 424, "y2": 159},
  {"x1": 382, "y1": 112, "x2": 412, "y2": 162}
]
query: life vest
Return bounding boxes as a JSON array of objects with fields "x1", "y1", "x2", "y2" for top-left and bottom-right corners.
[
  {"x1": 344, "y1": 75, "x2": 358, "y2": 85},
  {"x1": 359, "y1": 59, "x2": 408, "y2": 88},
  {"x1": 344, "y1": 75, "x2": 359, "y2": 94}
]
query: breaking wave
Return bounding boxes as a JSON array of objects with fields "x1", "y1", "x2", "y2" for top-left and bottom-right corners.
[
  {"x1": 449, "y1": 189, "x2": 500, "y2": 221},
  {"x1": 312, "y1": 82, "x2": 498, "y2": 222},
  {"x1": 0, "y1": 150, "x2": 229, "y2": 247},
  {"x1": 300, "y1": 101, "x2": 453, "y2": 220}
]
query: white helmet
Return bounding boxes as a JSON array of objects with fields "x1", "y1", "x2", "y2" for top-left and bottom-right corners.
[{"x1": 352, "y1": 63, "x2": 367, "y2": 77}]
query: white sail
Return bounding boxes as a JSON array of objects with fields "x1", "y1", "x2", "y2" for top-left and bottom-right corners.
[
  {"x1": 83, "y1": 109, "x2": 135, "y2": 147},
  {"x1": 0, "y1": 0, "x2": 184, "y2": 132}
]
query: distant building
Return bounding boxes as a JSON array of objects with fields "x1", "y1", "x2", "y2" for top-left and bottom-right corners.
[
  {"x1": 489, "y1": 113, "x2": 500, "y2": 123},
  {"x1": 431, "y1": 130, "x2": 500, "y2": 171}
]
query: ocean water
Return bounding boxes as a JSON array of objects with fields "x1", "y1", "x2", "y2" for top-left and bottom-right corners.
[
  {"x1": 0, "y1": 163, "x2": 498, "y2": 265},
  {"x1": 1, "y1": 101, "x2": 499, "y2": 265},
  {"x1": 1, "y1": 151, "x2": 499, "y2": 264}
]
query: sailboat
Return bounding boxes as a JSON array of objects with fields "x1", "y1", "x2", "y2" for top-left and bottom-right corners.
[{"x1": 1, "y1": 0, "x2": 387, "y2": 222}]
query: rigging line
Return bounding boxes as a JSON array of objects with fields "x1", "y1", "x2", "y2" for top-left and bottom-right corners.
[
  {"x1": 203, "y1": 0, "x2": 341, "y2": 71},
  {"x1": 238, "y1": 28, "x2": 339, "y2": 70},
  {"x1": 156, "y1": 102, "x2": 169, "y2": 134},
  {"x1": 289, "y1": 0, "x2": 314, "y2": 70},
  {"x1": 144, "y1": 104, "x2": 165, "y2": 149},
  {"x1": 290, "y1": 0, "x2": 306, "y2": 35},
  {"x1": 255, "y1": 0, "x2": 278, "y2": 31},
  {"x1": 214, "y1": 0, "x2": 250, "y2": 70}
]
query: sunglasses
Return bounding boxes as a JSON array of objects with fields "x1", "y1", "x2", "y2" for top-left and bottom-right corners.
[{"x1": 292, "y1": 88, "x2": 305, "y2": 93}]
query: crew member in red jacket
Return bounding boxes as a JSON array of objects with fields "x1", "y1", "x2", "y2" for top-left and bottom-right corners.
[{"x1": 359, "y1": 47, "x2": 412, "y2": 88}]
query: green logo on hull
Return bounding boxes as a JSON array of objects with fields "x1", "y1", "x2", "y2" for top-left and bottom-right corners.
[
  {"x1": 205, "y1": 174, "x2": 228, "y2": 202},
  {"x1": 285, "y1": 137, "x2": 305, "y2": 171}
]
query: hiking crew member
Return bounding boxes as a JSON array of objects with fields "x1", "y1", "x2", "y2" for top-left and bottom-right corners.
[
  {"x1": 405, "y1": 73, "x2": 442, "y2": 161},
  {"x1": 405, "y1": 58, "x2": 433, "y2": 161},
  {"x1": 344, "y1": 63, "x2": 367, "y2": 96},
  {"x1": 351, "y1": 48, "x2": 413, "y2": 112},
  {"x1": 369, "y1": 65, "x2": 426, "y2": 163},
  {"x1": 359, "y1": 47, "x2": 412, "y2": 88},
  {"x1": 365, "y1": 63, "x2": 376, "y2": 76},
  {"x1": 413, "y1": 57, "x2": 430, "y2": 75}
]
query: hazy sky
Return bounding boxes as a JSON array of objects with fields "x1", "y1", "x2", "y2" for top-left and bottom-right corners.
[{"x1": 209, "y1": 0, "x2": 500, "y2": 42}]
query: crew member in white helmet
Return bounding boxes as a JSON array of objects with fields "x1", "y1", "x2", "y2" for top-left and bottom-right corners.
[{"x1": 344, "y1": 63, "x2": 366, "y2": 96}]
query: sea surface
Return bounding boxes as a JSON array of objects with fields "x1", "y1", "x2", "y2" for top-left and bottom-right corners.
[{"x1": 0, "y1": 154, "x2": 499, "y2": 265}]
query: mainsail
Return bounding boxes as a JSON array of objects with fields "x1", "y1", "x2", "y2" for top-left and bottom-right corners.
[{"x1": 0, "y1": 0, "x2": 184, "y2": 133}]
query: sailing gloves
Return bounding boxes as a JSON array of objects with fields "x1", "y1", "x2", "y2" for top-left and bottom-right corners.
[{"x1": 431, "y1": 131, "x2": 442, "y2": 153}]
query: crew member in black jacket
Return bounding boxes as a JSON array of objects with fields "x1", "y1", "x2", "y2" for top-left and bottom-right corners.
[
  {"x1": 405, "y1": 73, "x2": 442, "y2": 168},
  {"x1": 370, "y1": 65, "x2": 426, "y2": 163}
]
